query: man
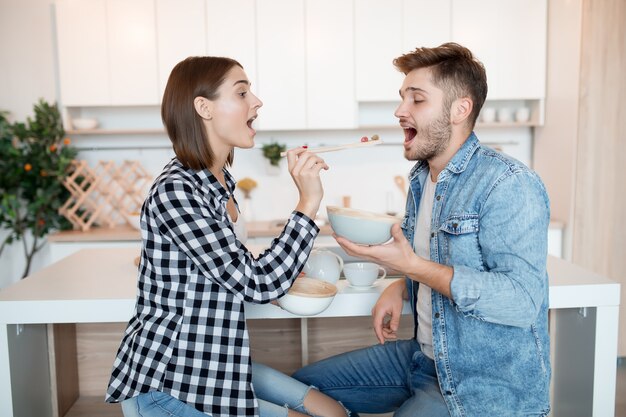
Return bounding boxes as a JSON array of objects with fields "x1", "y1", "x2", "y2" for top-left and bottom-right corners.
[{"x1": 293, "y1": 43, "x2": 551, "y2": 416}]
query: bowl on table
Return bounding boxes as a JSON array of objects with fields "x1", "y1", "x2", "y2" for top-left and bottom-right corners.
[
  {"x1": 277, "y1": 277, "x2": 338, "y2": 316},
  {"x1": 326, "y1": 205, "x2": 398, "y2": 245}
]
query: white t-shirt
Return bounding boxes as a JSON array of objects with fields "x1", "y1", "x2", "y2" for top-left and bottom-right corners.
[
  {"x1": 414, "y1": 172, "x2": 437, "y2": 360},
  {"x1": 229, "y1": 209, "x2": 248, "y2": 245}
]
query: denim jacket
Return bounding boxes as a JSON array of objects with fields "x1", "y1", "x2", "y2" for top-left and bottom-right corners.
[{"x1": 402, "y1": 133, "x2": 551, "y2": 416}]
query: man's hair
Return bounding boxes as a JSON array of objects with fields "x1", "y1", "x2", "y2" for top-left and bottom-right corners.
[
  {"x1": 393, "y1": 42, "x2": 487, "y2": 129},
  {"x1": 161, "y1": 56, "x2": 242, "y2": 170}
]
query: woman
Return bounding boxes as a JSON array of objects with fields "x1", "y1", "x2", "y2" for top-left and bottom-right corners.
[{"x1": 106, "y1": 56, "x2": 346, "y2": 417}]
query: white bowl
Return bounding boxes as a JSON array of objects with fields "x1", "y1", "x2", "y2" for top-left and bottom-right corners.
[
  {"x1": 326, "y1": 206, "x2": 398, "y2": 245},
  {"x1": 72, "y1": 118, "x2": 99, "y2": 130},
  {"x1": 277, "y1": 277, "x2": 337, "y2": 316}
]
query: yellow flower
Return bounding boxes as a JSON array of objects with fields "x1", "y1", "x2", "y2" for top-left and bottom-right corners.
[{"x1": 237, "y1": 177, "x2": 258, "y2": 198}]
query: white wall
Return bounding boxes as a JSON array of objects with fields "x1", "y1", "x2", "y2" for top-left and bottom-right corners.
[
  {"x1": 0, "y1": 0, "x2": 59, "y2": 288},
  {"x1": 0, "y1": 0, "x2": 57, "y2": 121}
]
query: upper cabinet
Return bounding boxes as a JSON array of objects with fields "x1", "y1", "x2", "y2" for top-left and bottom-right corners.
[
  {"x1": 255, "y1": 0, "x2": 357, "y2": 130},
  {"x1": 354, "y1": 0, "x2": 404, "y2": 102},
  {"x1": 107, "y1": 0, "x2": 159, "y2": 105},
  {"x1": 451, "y1": 0, "x2": 547, "y2": 100},
  {"x1": 55, "y1": 0, "x2": 110, "y2": 106},
  {"x1": 55, "y1": 0, "x2": 547, "y2": 129},
  {"x1": 355, "y1": 0, "x2": 452, "y2": 102},
  {"x1": 306, "y1": 0, "x2": 356, "y2": 129},
  {"x1": 255, "y1": 0, "x2": 306, "y2": 130},
  {"x1": 206, "y1": 0, "x2": 257, "y2": 89},
  {"x1": 156, "y1": 0, "x2": 206, "y2": 99},
  {"x1": 56, "y1": 0, "x2": 159, "y2": 106},
  {"x1": 403, "y1": 0, "x2": 451, "y2": 51}
]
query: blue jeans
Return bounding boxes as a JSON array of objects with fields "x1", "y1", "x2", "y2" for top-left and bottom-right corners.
[
  {"x1": 120, "y1": 362, "x2": 312, "y2": 417},
  {"x1": 292, "y1": 339, "x2": 449, "y2": 417}
]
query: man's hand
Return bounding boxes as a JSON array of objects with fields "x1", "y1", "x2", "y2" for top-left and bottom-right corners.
[
  {"x1": 335, "y1": 223, "x2": 416, "y2": 276},
  {"x1": 372, "y1": 279, "x2": 406, "y2": 344},
  {"x1": 336, "y1": 223, "x2": 454, "y2": 298}
]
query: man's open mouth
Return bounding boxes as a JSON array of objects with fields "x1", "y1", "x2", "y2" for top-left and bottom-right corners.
[{"x1": 404, "y1": 127, "x2": 417, "y2": 143}]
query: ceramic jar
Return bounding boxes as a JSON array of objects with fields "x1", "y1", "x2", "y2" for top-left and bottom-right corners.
[{"x1": 303, "y1": 248, "x2": 344, "y2": 284}]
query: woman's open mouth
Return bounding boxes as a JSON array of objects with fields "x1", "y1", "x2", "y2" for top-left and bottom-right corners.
[{"x1": 247, "y1": 115, "x2": 257, "y2": 135}]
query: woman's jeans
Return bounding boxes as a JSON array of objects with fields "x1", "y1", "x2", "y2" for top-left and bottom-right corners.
[
  {"x1": 120, "y1": 362, "x2": 312, "y2": 417},
  {"x1": 292, "y1": 339, "x2": 449, "y2": 417}
]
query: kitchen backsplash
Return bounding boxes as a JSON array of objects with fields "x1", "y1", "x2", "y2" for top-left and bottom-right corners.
[{"x1": 72, "y1": 126, "x2": 532, "y2": 222}]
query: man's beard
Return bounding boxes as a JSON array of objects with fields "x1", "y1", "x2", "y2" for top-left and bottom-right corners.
[{"x1": 404, "y1": 105, "x2": 452, "y2": 162}]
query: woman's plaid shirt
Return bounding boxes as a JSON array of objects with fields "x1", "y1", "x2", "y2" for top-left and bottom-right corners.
[{"x1": 106, "y1": 158, "x2": 319, "y2": 416}]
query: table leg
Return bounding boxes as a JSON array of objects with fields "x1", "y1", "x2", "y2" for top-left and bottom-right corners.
[
  {"x1": 592, "y1": 305, "x2": 618, "y2": 417},
  {"x1": 301, "y1": 318, "x2": 309, "y2": 367},
  {"x1": 0, "y1": 324, "x2": 15, "y2": 417},
  {"x1": 552, "y1": 308, "x2": 596, "y2": 417}
]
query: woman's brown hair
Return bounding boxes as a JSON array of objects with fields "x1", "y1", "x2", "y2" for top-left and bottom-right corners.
[
  {"x1": 161, "y1": 56, "x2": 243, "y2": 170},
  {"x1": 393, "y1": 42, "x2": 487, "y2": 129}
]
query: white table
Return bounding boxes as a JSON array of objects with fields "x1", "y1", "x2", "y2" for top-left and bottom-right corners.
[{"x1": 0, "y1": 247, "x2": 619, "y2": 417}]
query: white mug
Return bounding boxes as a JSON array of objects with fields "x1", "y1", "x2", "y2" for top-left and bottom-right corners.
[
  {"x1": 480, "y1": 107, "x2": 496, "y2": 123},
  {"x1": 497, "y1": 108, "x2": 513, "y2": 123},
  {"x1": 515, "y1": 107, "x2": 531, "y2": 122},
  {"x1": 343, "y1": 262, "x2": 387, "y2": 287}
]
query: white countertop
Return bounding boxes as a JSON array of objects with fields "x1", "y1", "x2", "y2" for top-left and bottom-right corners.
[{"x1": 0, "y1": 246, "x2": 619, "y2": 325}]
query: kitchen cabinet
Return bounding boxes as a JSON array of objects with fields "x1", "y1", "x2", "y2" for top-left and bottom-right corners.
[
  {"x1": 355, "y1": 0, "x2": 452, "y2": 102},
  {"x1": 107, "y1": 0, "x2": 159, "y2": 105},
  {"x1": 55, "y1": 0, "x2": 547, "y2": 131},
  {"x1": 206, "y1": 0, "x2": 257, "y2": 89},
  {"x1": 156, "y1": 0, "x2": 206, "y2": 99},
  {"x1": 403, "y1": 0, "x2": 452, "y2": 51},
  {"x1": 55, "y1": 0, "x2": 110, "y2": 106},
  {"x1": 55, "y1": 0, "x2": 159, "y2": 106},
  {"x1": 451, "y1": 0, "x2": 547, "y2": 100},
  {"x1": 354, "y1": 0, "x2": 404, "y2": 102},
  {"x1": 255, "y1": 0, "x2": 306, "y2": 130},
  {"x1": 306, "y1": 0, "x2": 357, "y2": 129}
]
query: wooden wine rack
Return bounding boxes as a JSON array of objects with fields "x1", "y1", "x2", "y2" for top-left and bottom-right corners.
[{"x1": 59, "y1": 160, "x2": 152, "y2": 231}]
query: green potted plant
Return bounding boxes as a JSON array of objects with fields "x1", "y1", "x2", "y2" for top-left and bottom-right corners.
[
  {"x1": 0, "y1": 99, "x2": 78, "y2": 278},
  {"x1": 261, "y1": 141, "x2": 286, "y2": 167}
]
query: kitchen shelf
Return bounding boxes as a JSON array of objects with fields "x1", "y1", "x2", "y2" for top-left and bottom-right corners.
[
  {"x1": 66, "y1": 128, "x2": 166, "y2": 135},
  {"x1": 359, "y1": 121, "x2": 540, "y2": 130}
]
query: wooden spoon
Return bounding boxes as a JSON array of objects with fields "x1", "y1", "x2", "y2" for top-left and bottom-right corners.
[{"x1": 394, "y1": 175, "x2": 407, "y2": 198}]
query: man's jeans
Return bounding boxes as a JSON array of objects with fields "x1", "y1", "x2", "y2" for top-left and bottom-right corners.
[
  {"x1": 292, "y1": 339, "x2": 449, "y2": 417},
  {"x1": 121, "y1": 362, "x2": 313, "y2": 417}
]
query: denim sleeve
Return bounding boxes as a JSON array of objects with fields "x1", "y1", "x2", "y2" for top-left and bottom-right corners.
[{"x1": 449, "y1": 170, "x2": 550, "y2": 328}]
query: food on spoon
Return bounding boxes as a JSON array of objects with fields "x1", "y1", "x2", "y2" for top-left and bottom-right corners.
[
  {"x1": 360, "y1": 136, "x2": 369, "y2": 142},
  {"x1": 371, "y1": 134, "x2": 380, "y2": 141}
]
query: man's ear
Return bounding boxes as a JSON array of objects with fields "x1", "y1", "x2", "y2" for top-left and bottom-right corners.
[
  {"x1": 193, "y1": 96, "x2": 213, "y2": 120},
  {"x1": 451, "y1": 97, "x2": 473, "y2": 125}
]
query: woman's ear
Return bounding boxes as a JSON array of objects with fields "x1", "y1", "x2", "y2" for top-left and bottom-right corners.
[
  {"x1": 451, "y1": 97, "x2": 473, "y2": 125},
  {"x1": 193, "y1": 96, "x2": 213, "y2": 120}
]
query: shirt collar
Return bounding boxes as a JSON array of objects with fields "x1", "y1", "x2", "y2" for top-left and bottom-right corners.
[{"x1": 174, "y1": 158, "x2": 236, "y2": 202}]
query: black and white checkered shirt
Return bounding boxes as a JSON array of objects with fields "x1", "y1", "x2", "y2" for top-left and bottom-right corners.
[{"x1": 106, "y1": 158, "x2": 319, "y2": 416}]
